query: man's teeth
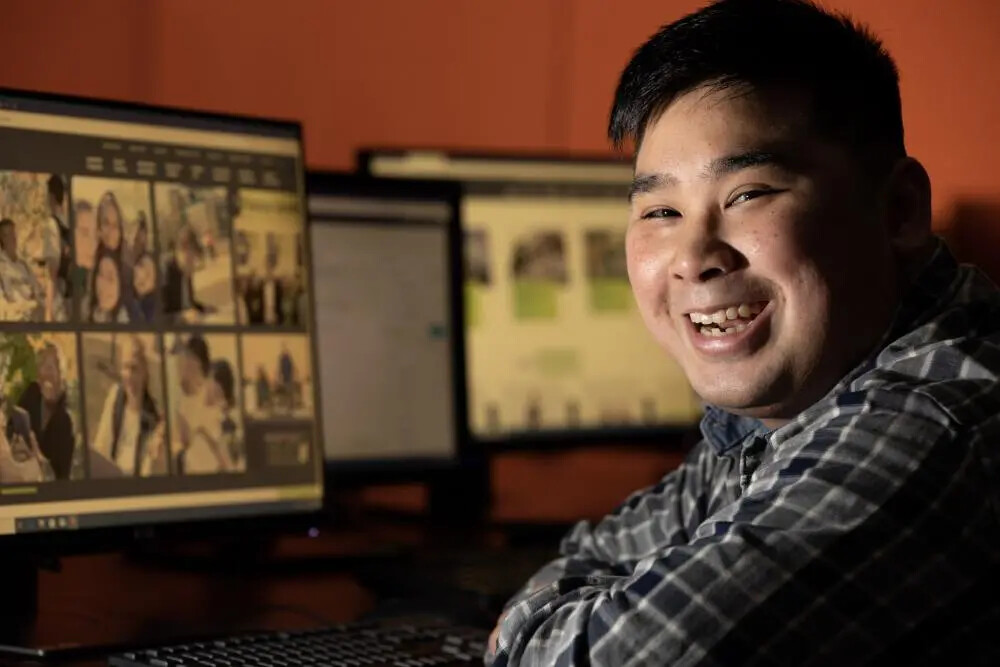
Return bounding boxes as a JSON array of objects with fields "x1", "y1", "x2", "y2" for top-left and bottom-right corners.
[
  {"x1": 701, "y1": 323, "x2": 748, "y2": 337},
  {"x1": 688, "y1": 302, "x2": 764, "y2": 325}
]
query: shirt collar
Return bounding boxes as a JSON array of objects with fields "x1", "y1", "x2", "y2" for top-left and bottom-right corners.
[{"x1": 699, "y1": 405, "x2": 768, "y2": 455}]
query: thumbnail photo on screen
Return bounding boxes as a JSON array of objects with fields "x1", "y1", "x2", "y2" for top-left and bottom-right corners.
[
  {"x1": 155, "y1": 184, "x2": 236, "y2": 325},
  {"x1": 464, "y1": 229, "x2": 493, "y2": 328},
  {"x1": 83, "y1": 333, "x2": 169, "y2": 479},
  {"x1": 240, "y1": 334, "x2": 313, "y2": 471},
  {"x1": 233, "y1": 190, "x2": 307, "y2": 327},
  {"x1": 510, "y1": 230, "x2": 568, "y2": 320},
  {"x1": 464, "y1": 230, "x2": 492, "y2": 285},
  {"x1": 0, "y1": 333, "x2": 83, "y2": 483},
  {"x1": 585, "y1": 229, "x2": 632, "y2": 313},
  {"x1": 0, "y1": 172, "x2": 71, "y2": 323},
  {"x1": 240, "y1": 333, "x2": 313, "y2": 420},
  {"x1": 165, "y1": 333, "x2": 245, "y2": 475},
  {"x1": 72, "y1": 177, "x2": 156, "y2": 324}
]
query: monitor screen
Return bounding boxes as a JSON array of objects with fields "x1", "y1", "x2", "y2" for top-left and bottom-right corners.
[
  {"x1": 362, "y1": 151, "x2": 703, "y2": 443},
  {"x1": 307, "y1": 174, "x2": 464, "y2": 468},
  {"x1": 0, "y1": 88, "x2": 322, "y2": 539}
]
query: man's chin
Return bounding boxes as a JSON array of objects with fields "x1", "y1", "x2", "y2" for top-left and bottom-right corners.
[{"x1": 690, "y1": 376, "x2": 791, "y2": 419}]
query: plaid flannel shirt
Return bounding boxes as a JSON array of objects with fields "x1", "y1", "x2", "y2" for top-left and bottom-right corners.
[{"x1": 488, "y1": 239, "x2": 1000, "y2": 666}]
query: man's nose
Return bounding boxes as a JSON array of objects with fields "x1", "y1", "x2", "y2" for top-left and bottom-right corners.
[{"x1": 669, "y1": 215, "x2": 740, "y2": 283}]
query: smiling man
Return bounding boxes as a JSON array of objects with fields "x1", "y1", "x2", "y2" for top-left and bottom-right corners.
[{"x1": 487, "y1": 1, "x2": 1000, "y2": 665}]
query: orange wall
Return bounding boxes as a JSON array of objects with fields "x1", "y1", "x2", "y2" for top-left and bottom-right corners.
[
  {"x1": 2, "y1": 0, "x2": 996, "y2": 214},
  {"x1": 563, "y1": 0, "x2": 1000, "y2": 215},
  {"x1": 1, "y1": 0, "x2": 998, "y2": 521}
]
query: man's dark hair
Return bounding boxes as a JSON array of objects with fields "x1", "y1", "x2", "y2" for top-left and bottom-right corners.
[
  {"x1": 609, "y1": 0, "x2": 904, "y2": 176},
  {"x1": 47, "y1": 174, "x2": 65, "y2": 206},
  {"x1": 185, "y1": 334, "x2": 211, "y2": 376}
]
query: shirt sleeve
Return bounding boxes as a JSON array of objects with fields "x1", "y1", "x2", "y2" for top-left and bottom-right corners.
[
  {"x1": 560, "y1": 439, "x2": 728, "y2": 565},
  {"x1": 499, "y1": 440, "x2": 727, "y2": 613},
  {"x1": 489, "y1": 392, "x2": 981, "y2": 666}
]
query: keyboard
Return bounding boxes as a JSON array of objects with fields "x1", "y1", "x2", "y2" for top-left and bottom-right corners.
[{"x1": 107, "y1": 621, "x2": 489, "y2": 667}]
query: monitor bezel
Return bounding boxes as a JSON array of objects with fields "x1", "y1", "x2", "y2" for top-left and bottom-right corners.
[
  {"x1": 357, "y1": 148, "x2": 702, "y2": 451},
  {"x1": 0, "y1": 86, "x2": 324, "y2": 555},
  {"x1": 0, "y1": 85, "x2": 303, "y2": 138},
  {"x1": 305, "y1": 171, "x2": 473, "y2": 486},
  {"x1": 356, "y1": 147, "x2": 635, "y2": 179}
]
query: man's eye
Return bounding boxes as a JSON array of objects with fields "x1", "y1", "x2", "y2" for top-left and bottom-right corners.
[
  {"x1": 727, "y1": 189, "x2": 775, "y2": 207},
  {"x1": 640, "y1": 207, "x2": 680, "y2": 220}
]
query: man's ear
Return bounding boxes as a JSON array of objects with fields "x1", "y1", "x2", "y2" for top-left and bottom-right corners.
[{"x1": 883, "y1": 157, "x2": 933, "y2": 255}]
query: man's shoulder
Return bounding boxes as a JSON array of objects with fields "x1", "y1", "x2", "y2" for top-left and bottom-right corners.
[
  {"x1": 863, "y1": 269, "x2": 1000, "y2": 428},
  {"x1": 854, "y1": 368, "x2": 1000, "y2": 432},
  {"x1": 774, "y1": 263, "x2": 1000, "y2": 453}
]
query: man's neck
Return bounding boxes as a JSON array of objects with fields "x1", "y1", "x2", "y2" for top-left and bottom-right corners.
[{"x1": 896, "y1": 237, "x2": 939, "y2": 286}]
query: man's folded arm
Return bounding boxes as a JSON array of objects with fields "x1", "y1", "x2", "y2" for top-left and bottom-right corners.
[
  {"x1": 490, "y1": 400, "x2": 985, "y2": 666},
  {"x1": 499, "y1": 439, "x2": 726, "y2": 613}
]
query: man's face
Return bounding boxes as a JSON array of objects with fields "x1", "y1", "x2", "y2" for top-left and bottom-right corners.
[{"x1": 627, "y1": 86, "x2": 899, "y2": 422}]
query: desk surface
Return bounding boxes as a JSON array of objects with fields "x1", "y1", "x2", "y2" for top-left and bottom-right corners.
[{"x1": 2, "y1": 521, "x2": 554, "y2": 667}]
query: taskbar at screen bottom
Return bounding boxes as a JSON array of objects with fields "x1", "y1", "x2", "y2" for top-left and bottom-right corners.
[{"x1": 0, "y1": 484, "x2": 321, "y2": 536}]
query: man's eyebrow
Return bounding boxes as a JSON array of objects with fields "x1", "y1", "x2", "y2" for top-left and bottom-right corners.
[
  {"x1": 629, "y1": 149, "x2": 800, "y2": 201},
  {"x1": 628, "y1": 173, "x2": 677, "y2": 201},
  {"x1": 703, "y1": 150, "x2": 789, "y2": 179}
]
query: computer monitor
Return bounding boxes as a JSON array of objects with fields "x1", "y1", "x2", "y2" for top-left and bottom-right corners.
[
  {"x1": 0, "y1": 87, "x2": 322, "y2": 558},
  {"x1": 306, "y1": 172, "x2": 469, "y2": 483},
  {"x1": 359, "y1": 150, "x2": 703, "y2": 447}
]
